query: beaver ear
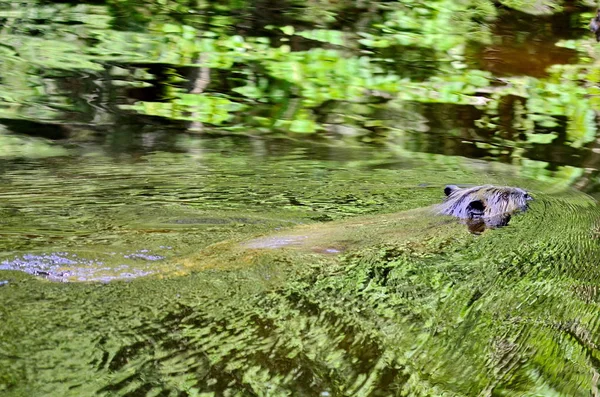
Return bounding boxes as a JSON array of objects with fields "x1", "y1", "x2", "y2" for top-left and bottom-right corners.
[
  {"x1": 444, "y1": 185, "x2": 460, "y2": 196},
  {"x1": 466, "y1": 200, "x2": 485, "y2": 218}
]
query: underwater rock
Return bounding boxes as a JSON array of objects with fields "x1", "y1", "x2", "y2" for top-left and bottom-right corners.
[{"x1": 437, "y1": 185, "x2": 533, "y2": 234}]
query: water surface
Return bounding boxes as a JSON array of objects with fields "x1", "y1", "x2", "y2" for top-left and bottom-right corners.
[{"x1": 3, "y1": 0, "x2": 600, "y2": 395}]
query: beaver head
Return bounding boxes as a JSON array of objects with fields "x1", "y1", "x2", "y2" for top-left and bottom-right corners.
[{"x1": 438, "y1": 185, "x2": 533, "y2": 234}]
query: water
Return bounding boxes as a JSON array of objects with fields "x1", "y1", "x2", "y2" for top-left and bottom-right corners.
[
  {"x1": 2, "y1": 0, "x2": 600, "y2": 395},
  {"x1": 1, "y1": 135, "x2": 599, "y2": 396}
]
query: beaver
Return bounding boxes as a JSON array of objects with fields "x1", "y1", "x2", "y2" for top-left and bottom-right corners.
[
  {"x1": 437, "y1": 185, "x2": 533, "y2": 234},
  {"x1": 591, "y1": 9, "x2": 600, "y2": 42}
]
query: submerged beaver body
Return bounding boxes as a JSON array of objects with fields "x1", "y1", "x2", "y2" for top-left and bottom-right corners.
[{"x1": 438, "y1": 185, "x2": 533, "y2": 234}]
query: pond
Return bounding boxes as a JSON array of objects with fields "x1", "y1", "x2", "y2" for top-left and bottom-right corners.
[{"x1": 3, "y1": 0, "x2": 600, "y2": 396}]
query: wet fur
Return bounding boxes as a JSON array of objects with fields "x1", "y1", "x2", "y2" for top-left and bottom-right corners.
[{"x1": 437, "y1": 185, "x2": 533, "y2": 234}]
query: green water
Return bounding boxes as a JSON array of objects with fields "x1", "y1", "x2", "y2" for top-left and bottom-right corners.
[
  {"x1": 1, "y1": 136, "x2": 599, "y2": 396},
  {"x1": 3, "y1": 0, "x2": 600, "y2": 395},
  {"x1": 0, "y1": 137, "x2": 490, "y2": 279}
]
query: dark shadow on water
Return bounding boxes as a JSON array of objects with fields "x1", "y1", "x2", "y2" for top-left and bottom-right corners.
[
  {"x1": 0, "y1": 119, "x2": 72, "y2": 140},
  {"x1": 468, "y1": 7, "x2": 582, "y2": 77}
]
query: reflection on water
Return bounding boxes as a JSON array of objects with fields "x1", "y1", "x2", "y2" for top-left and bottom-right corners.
[
  {"x1": 0, "y1": 0, "x2": 596, "y2": 145},
  {"x1": 471, "y1": 9, "x2": 581, "y2": 77}
]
